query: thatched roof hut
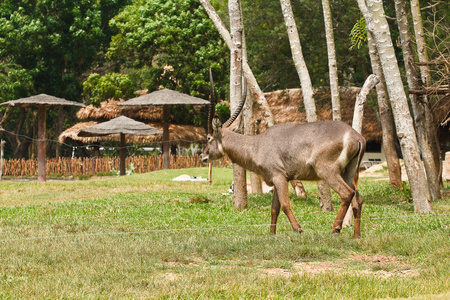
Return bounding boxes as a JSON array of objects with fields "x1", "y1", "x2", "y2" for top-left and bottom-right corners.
[{"x1": 256, "y1": 87, "x2": 382, "y2": 141}]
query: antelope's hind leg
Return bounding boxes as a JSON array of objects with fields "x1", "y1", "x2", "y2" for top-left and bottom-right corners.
[
  {"x1": 316, "y1": 171, "x2": 355, "y2": 235},
  {"x1": 351, "y1": 190, "x2": 363, "y2": 238}
]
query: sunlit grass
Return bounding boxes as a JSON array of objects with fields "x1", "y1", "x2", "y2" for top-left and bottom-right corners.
[{"x1": 0, "y1": 167, "x2": 449, "y2": 299}]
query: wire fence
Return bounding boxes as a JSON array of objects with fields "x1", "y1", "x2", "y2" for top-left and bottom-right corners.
[{"x1": 1, "y1": 212, "x2": 449, "y2": 243}]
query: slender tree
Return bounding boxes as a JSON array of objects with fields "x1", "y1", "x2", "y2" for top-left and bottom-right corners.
[
  {"x1": 321, "y1": 0, "x2": 341, "y2": 121},
  {"x1": 367, "y1": 31, "x2": 402, "y2": 188},
  {"x1": 357, "y1": 0, "x2": 432, "y2": 213},
  {"x1": 280, "y1": 0, "x2": 333, "y2": 210},
  {"x1": 394, "y1": 0, "x2": 441, "y2": 200},
  {"x1": 229, "y1": 0, "x2": 247, "y2": 209},
  {"x1": 199, "y1": 0, "x2": 275, "y2": 127},
  {"x1": 410, "y1": 0, "x2": 442, "y2": 190}
]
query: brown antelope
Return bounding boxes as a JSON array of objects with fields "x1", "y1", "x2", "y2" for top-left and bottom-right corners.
[{"x1": 201, "y1": 86, "x2": 366, "y2": 238}]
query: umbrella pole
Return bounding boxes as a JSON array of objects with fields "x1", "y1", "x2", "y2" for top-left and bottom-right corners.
[
  {"x1": 120, "y1": 133, "x2": 126, "y2": 176},
  {"x1": 162, "y1": 105, "x2": 170, "y2": 169},
  {"x1": 209, "y1": 163, "x2": 213, "y2": 185},
  {"x1": 37, "y1": 106, "x2": 46, "y2": 183}
]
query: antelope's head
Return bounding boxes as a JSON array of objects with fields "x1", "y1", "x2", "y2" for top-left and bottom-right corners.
[
  {"x1": 201, "y1": 114, "x2": 226, "y2": 162},
  {"x1": 201, "y1": 72, "x2": 247, "y2": 163}
]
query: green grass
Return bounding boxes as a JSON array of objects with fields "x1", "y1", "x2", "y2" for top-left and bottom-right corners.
[{"x1": 0, "y1": 167, "x2": 449, "y2": 299}]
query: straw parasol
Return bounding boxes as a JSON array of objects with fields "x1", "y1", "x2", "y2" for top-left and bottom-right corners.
[
  {"x1": 59, "y1": 121, "x2": 206, "y2": 146},
  {"x1": 118, "y1": 89, "x2": 210, "y2": 169},
  {"x1": 0, "y1": 94, "x2": 85, "y2": 182},
  {"x1": 79, "y1": 116, "x2": 162, "y2": 175}
]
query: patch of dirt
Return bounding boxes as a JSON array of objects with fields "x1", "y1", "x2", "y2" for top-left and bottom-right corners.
[{"x1": 263, "y1": 255, "x2": 420, "y2": 278}]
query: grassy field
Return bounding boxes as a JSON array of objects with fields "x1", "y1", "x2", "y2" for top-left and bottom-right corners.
[{"x1": 0, "y1": 166, "x2": 449, "y2": 299}]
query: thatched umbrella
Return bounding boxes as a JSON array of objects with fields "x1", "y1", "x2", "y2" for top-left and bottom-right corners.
[
  {"x1": 79, "y1": 116, "x2": 162, "y2": 175},
  {"x1": 118, "y1": 89, "x2": 210, "y2": 169},
  {"x1": 59, "y1": 121, "x2": 206, "y2": 147},
  {"x1": 0, "y1": 94, "x2": 85, "y2": 182}
]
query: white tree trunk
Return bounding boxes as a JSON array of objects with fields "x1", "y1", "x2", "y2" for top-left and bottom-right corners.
[
  {"x1": 410, "y1": 0, "x2": 442, "y2": 194},
  {"x1": 352, "y1": 74, "x2": 380, "y2": 133},
  {"x1": 280, "y1": 0, "x2": 333, "y2": 211},
  {"x1": 229, "y1": 0, "x2": 247, "y2": 209},
  {"x1": 410, "y1": 0, "x2": 431, "y2": 86},
  {"x1": 199, "y1": 0, "x2": 275, "y2": 126},
  {"x1": 367, "y1": 31, "x2": 402, "y2": 188},
  {"x1": 357, "y1": 0, "x2": 432, "y2": 213},
  {"x1": 280, "y1": 0, "x2": 317, "y2": 122},
  {"x1": 343, "y1": 74, "x2": 379, "y2": 228},
  {"x1": 394, "y1": 0, "x2": 441, "y2": 200},
  {"x1": 321, "y1": 0, "x2": 341, "y2": 121}
]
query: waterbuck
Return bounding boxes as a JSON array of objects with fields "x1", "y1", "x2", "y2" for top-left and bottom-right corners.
[{"x1": 201, "y1": 88, "x2": 366, "y2": 238}]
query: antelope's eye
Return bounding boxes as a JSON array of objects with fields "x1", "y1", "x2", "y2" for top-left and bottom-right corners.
[{"x1": 207, "y1": 136, "x2": 212, "y2": 142}]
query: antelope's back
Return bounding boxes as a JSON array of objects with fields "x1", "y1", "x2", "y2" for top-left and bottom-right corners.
[{"x1": 260, "y1": 121, "x2": 365, "y2": 173}]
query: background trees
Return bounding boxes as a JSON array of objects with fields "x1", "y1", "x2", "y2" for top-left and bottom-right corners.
[{"x1": 0, "y1": 0, "x2": 448, "y2": 163}]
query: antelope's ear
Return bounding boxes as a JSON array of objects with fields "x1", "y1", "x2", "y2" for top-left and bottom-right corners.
[{"x1": 212, "y1": 114, "x2": 222, "y2": 136}]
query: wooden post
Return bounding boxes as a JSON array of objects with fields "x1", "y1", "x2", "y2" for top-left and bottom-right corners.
[
  {"x1": 162, "y1": 105, "x2": 170, "y2": 169},
  {"x1": 120, "y1": 133, "x2": 126, "y2": 176},
  {"x1": 208, "y1": 163, "x2": 212, "y2": 185},
  {"x1": 0, "y1": 140, "x2": 5, "y2": 180},
  {"x1": 37, "y1": 106, "x2": 47, "y2": 183}
]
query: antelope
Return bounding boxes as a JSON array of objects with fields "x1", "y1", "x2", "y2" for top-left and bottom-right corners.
[{"x1": 201, "y1": 84, "x2": 366, "y2": 238}]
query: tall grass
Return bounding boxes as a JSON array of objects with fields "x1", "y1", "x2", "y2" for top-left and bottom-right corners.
[{"x1": 0, "y1": 167, "x2": 449, "y2": 299}]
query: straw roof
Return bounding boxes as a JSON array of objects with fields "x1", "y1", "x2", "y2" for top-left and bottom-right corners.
[
  {"x1": 254, "y1": 87, "x2": 382, "y2": 141},
  {"x1": 0, "y1": 94, "x2": 85, "y2": 108},
  {"x1": 59, "y1": 121, "x2": 206, "y2": 146},
  {"x1": 79, "y1": 116, "x2": 162, "y2": 137},
  {"x1": 118, "y1": 88, "x2": 210, "y2": 106},
  {"x1": 76, "y1": 99, "x2": 163, "y2": 121}
]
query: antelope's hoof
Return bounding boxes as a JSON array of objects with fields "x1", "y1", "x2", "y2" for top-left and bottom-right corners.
[{"x1": 294, "y1": 228, "x2": 303, "y2": 234}]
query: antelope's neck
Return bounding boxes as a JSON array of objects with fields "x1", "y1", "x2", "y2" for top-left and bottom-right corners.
[{"x1": 222, "y1": 131, "x2": 256, "y2": 170}]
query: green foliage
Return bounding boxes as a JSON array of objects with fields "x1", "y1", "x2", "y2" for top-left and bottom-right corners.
[
  {"x1": 0, "y1": 64, "x2": 35, "y2": 102},
  {"x1": 0, "y1": 0, "x2": 130, "y2": 100},
  {"x1": 214, "y1": 101, "x2": 230, "y2": 123},
  {"x1": 82, "y1": 73, "x2": 136, "y2": 106},
  {"x1": 350, "y1": 17, "x2": 367, "y2": 50},
  {"x1": 107, "y1": 0, "x2": 229, "y2": 100}
]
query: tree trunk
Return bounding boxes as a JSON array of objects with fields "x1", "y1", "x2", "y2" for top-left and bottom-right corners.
[
  {"x1": 357, "y1": 0, "x2": 432, "y2": 213},
  {"x1": 343, "y1": 73, "x2": 379, "y2": 227},
  {"x1": 280, "y1": 0, "x2": 332, "y2": 210},
  {"x1": 352, "y1": 74, "x2": 380, "y2": 133},
  {"x1": 280, "y1": 0, "x2": 316, "y2": 122},
  {"x1": 321, "y1": 0, "x2": 341, "y2": 121},
  {"x1": 229, "y1": 0, "x2": 247, "y2": 209},
  {"x1": 199, "y1": 0, "x2": 275, "y2": 127},
  {"x1": 410, "y1": 0, "x2": 442, "y2": 189},
  {"x1": 243, "y1": 68, "x2": 263, "y2": 194},
  {"x1": 367, "y1": 31, "x2": 402, "y2": 188},
  {"x1": 394, "y1": 0, "x2": 441, "y2": 200}
]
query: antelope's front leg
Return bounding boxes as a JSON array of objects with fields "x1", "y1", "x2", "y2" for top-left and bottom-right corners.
[
  {"x1": 270, "y1": 193, "x2": 280, "y2": 234},
  {"x1": 273, "y1": 178, "x2": 302, "y2": 234}
]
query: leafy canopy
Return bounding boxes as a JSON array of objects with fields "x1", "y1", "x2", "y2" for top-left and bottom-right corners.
[{"x1": 107, "y1": 0, "x2": 229, "y2": 100}]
